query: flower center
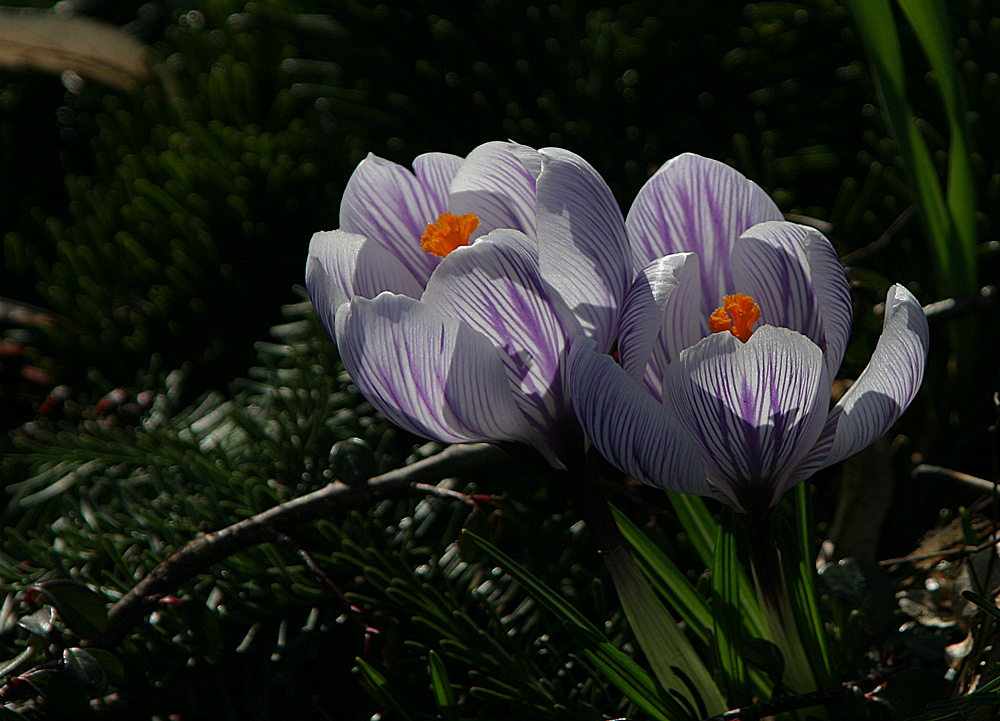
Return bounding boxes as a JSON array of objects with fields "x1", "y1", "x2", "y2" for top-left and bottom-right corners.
[
  {"x1": 709, "y1": 293, "x2": 761, "y2": 343},
  {"x1": 420, "y1": 212, "x2": 480, "y2": 258}
]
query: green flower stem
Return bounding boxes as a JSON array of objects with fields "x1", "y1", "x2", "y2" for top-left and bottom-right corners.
[
  {"x1": 745, "y1": 514, "x2": 818, "y2": 696},
  {"x1": 602, "y1": 545, "x2": 728, "y2": 717}
]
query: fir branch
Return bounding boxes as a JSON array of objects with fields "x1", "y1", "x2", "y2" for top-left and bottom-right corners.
[{"x1": 100, "y1": 442, "x2": 506, "y2": 646}]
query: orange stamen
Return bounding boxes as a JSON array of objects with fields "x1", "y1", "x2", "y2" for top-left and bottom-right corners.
[
  {"x1": 709, "y1": 293, "x2": 761, "y2": 343},
  {"x1": 420, "y1": 212, "x2": 480, "y2": 258}
]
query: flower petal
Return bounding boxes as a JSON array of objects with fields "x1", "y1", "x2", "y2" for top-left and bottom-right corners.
[
  {"x1": 617, "y1": 252, "x2": 699, "y2": 384},
  {"x1": 335, "y1": 293, "x2": 533, "y2": 446},
  {"x1": 421, "y1": 228, "x2": 577, "y2": 439},
  {"x1": 306, "y1": 229, "x2": 365, "y2": 338},
  {"x1": 352, "y1": 237, "x2": 426, "y2": 300},
  {"x1": 413, "y1": 152, "x2": 463, "y2": 211},
  {"x1": 626, "y1": 153, "x2": 782, "y2": 317},
  {"x1": 664, "y1": 326, "x2": 829, "y2": 512},
  {"x1": 339, "y1": 153, "x2": 440, "y2": 288},
  {"x1": 568, "y1": 338, "x2": 709, "y2": 496},
  {"x1": 535, "y1": 147, "x2": 631, "y2": 351},
  {"x1": 820, "y1": 284, "x2": 929, "y2": 468},
  {"x1": 802, "y1": 227, "x2": 853, "y2": 381},
  {"x1": 731, "y1": 222, "x2": 826, "y2": 351},
  {"x1": 448, "y1": 141, "x2": 537, "y2": 236}
]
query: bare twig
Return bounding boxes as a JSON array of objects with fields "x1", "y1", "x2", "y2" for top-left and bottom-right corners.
[
  {"x1": 921, "y1": 286, "x2": 998, "y2": 323},
  {"x1": 100, "y1": 443, "x2": 507, "y2": 646},
  {"x1": 839, "y1": 204, "x2": 919, "y2": 265},
  {"x1": 702, "y1": 668, "x2": 899, "y2": 720}
]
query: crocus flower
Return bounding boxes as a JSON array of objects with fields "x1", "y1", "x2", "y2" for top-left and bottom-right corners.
[
  {"x1": 569, "y1": 154, "x2": 929, "y2": 514},
  {"x1": 306, "y1": 142, "x2": 632, "y2": 469}
]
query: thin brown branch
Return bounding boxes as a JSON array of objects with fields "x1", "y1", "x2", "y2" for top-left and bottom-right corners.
[
  {"x1": 702, "y1": 668, "x2": 899, "y2": 721},
  {"x1": 839, "y1": 204, "x2": 919, "y2": 265},
  {"x1": 100, "y1": 443, "x2": 507, "y2": 646}
]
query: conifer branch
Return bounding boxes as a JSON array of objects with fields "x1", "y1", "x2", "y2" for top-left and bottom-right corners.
[{"x1": 100, "y1": 443, "x2": 506, "y2": 646}]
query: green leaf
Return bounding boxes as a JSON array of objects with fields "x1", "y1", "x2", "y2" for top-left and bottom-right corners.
[
  {"x1": 84, "y1": 648, "x2": 126, "y2": 687},
  {"x1": 611, "y1": 505, "x2": 712, "y2": 645},
  {"x1": 742, "y1": 638, "x2": 784, "y2": 686},
  {"x1": 463, "y1": 531, "x2": 697, "y2": 720},
  {"x1": 35, "y1": 580, "x2": 108, "y2": 639},
  {"x1": 355, "y1": 658, "x2": 416, "y2": 721},
  {"x1": 584, "y1": 645, "x2": 676, "y2": 721},
  {"x1": 62, "y1": 648, "x2": 107, "y2": 692},
  {"x1": 428, "y1": 650, "x2": 459, "y2": 721},
  {"x1": 18, "y1": 607, "x2": 55, "y2": 639},
  {"x1": 712, "y1": 510, "x2": 748, "y2": 707}
]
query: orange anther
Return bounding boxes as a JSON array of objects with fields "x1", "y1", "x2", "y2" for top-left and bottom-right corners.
[
  {"x1": 420, "y1": 212, "x2": 480, "y2": 258},
  {"x1": 709, "y1": 293, "x2": 761, "y2": 343}
]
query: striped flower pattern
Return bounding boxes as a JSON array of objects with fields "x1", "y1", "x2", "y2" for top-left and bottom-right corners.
[
  {"x1": 569, "y1": 154, "x2": 929, "y2": 513},
  {"x1": 306, "y1": 141, "x2": 632, "y2": 469}
]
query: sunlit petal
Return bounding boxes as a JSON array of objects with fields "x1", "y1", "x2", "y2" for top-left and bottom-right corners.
[
  {"x1": 820, "y1": 284, "x2": 929, "y2": 468},
  {"x1": 306, "y1": 230, "x2": 365, "y2": 339},
  {"x1": 335, "y1": 293, "x2": 534, "y2": 446},
  {"x1": 535, "y1": 147, "x2": 631, "y2": 351},
  {"x1": 340, "y1": 153, "x2": 440, "y2": 287},
  {"x1": 664, "y1": 327, "x2": 829, "y2": 512},
  {"x1": 569, "y1": 338, "x2": 709, "y2": 496},
  {"x1": 448, "y1": 141, "x2": 537, "y2": 236},
  {"x1": 732, "y1": 222, "x2": 826, "y2": 351},
  {"x1": 617, "y1": 252, "x2": 699, "y2": 384},
  {"x1": 626, "y1": 153, "x2": 782, "y2": 315},
  {"x1": 422, "y1": 228, "x2": 578, "y2": 436},
  {"x1": 413, "y1": 152, "x2": 463, "y2": 211}
]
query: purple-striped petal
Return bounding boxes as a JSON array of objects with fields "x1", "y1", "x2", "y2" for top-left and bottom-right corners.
[
  {"x1": 306, "y1": 230, "x2": 365, "y2": 339},
  {"x1": 626, "y1": 154, "x2": 782, "y2": 317},
  {"x1": 335, "y1": 293, "x2": 533, "y2": 446},
  {"x1": 535, "y1": 147, "x2": 631, "y2": 352},
  {"x1": 820, "y1": 284, "x2": 929, "y2": 469},
  {"x1": 352, "y1": 237, "x2": 426, "y2": 300},
  {"x1": 568, "y1": 338, "x2": 709, "y2": 496},
  {"x1": 448, "y1": 141, "x2": 537, "y2": 236},
  {"x1": 413, "y1": 152, "x2": 463, "y2": 211},
  {"x1": 340, "y1": 154, "x2": 440, "y2": 289},
  {"x1": 617, "y1": 252, "x2": 699, "y2": 384},
  {"x1": 421, "y1": 229, "x2": 577, "y2": 438},
  {"x1": 802, "y1": 227, "x2": 853, "y2": 381},
  {"x1": 731, "y1": 222, "x2": 826, "y2": 351},
  {"x1": 664, "y1": 326, "x2": 830, "y2": 512}
]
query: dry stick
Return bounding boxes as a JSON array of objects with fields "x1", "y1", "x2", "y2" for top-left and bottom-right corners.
[
  {"x1": 838, "y1": 203, "x2": 919, "y2": 265},
  {"x1": 100, "y1": 442, "x2": 506, "y2": 646},
  {"x1": 702, "y1": 668, "x2": 898, "y2": 721}
]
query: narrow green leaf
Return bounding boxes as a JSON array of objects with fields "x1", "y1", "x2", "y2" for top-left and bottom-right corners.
[
  {"x1": 428, "y1": 650, "x2": 459, "y2": 721},
  {"x1": 583, "y1": 645, "x2": 677, "y2": 721},
  {"x1": 668, "y1": 495, "x2": 768, "y2": 640},
  {"x1": 355, "y1": 658, "x2": 416, "y2": 721},
  {"x1": 712, "y1": 511, "x2": 748, "y2": 706},
  {"x1": 603, "y1": 547, "x2": 726, "y2": 717},
  {"x1": 611, "y1": 505, "x2": 712, "y2": 645},
  {"x1": 463, "y1": 531, "x2": 696, "y2": 720}
]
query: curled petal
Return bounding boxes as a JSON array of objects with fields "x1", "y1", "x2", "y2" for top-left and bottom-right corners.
[
  {"x1": 306, "y1": 230, "x2": 365, "y2": 338},
  {"x1": 568, "y1": 338, "x2": 708, "y2": 496},
  {"x1": 664, "y1": 327, "x2": 830, "y2": 512},
  {"x1": 626, "y1": 153, "x2": 782, "y2": 315},
  {"x1": 340, "y1": 154, "x2": 440, "y2": 288},
  {"x1": 335, "y1": 294, "x2": 534, "y2": 447},
  {"x1": 448, "y1": 141, "x2": 537, "y2": 236},
  {"x1": 421, "y1": 229, "x2": 577, "y2": 438},
  {"x1": 617, "y1": 252, "x2": 699, "y2": 384},
  {"x1": 802, "y1": 228, "x2": 853, "y2": 380},
  {"x1": 732, "y1": 222, "x2": 826, "y2": 352},
  {"x1": 820, "y1": 284, "x2": 929, "y2": 468},
  {"x1": 535, "y1": 147, "x2": 631, "y2": 351}
]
